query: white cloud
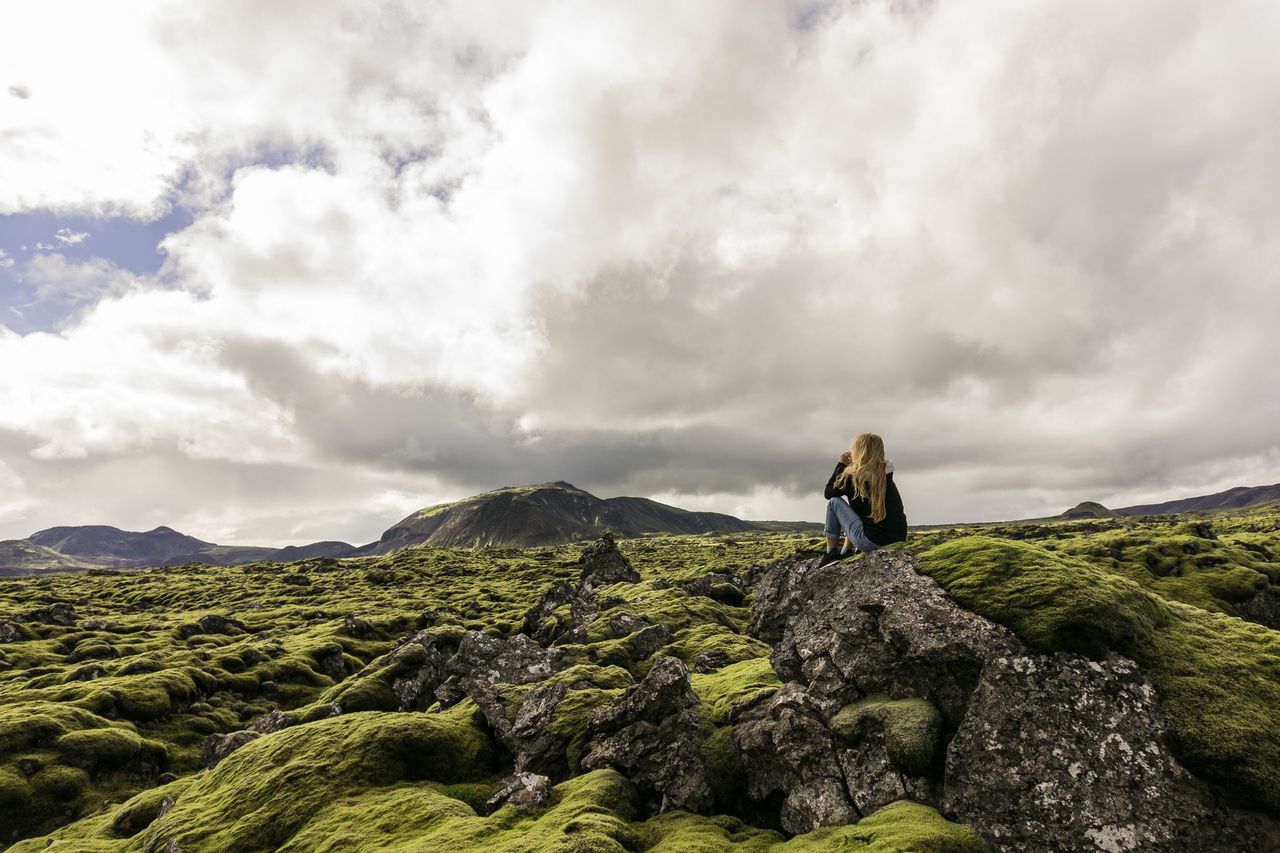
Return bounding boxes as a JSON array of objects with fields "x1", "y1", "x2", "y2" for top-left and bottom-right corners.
[
  {"x1": 0, "y1": 0, "x2": 1277, "y2": 543},
  {"x1": 0, "y1": 249, "x2": 13, "y2": 268},
  {"x1": 53, "y1": 228, "x2": 88, "y2": 246}
]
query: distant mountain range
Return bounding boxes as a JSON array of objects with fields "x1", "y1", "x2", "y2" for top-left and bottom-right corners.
[
  {"x1": 1057, "y1": 482, "x2": 1280, "y2": 521},
  {"x1": 4, "y1": 479, "x2": 1276, "y2": 575},
  {"x1": 0, "y1": 481, "x2": 816, "y2": 574}
]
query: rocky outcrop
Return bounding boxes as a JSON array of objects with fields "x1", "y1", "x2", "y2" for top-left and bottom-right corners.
[
  {"x1": 521, "y1": 532, "x2": 640, "y2": 645},
  {"x1": 581, "y1": 656, "x2": 712, "y2": 814},
  {"x1": 201, "y1": 730, "x2": 260, "y2": 767},
  {"x1": 745, "y1": 550, "x2": 1280, "y2": 851}
]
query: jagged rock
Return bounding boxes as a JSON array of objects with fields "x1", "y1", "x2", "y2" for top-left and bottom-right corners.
[
  {"x1": 1237, "y1": 587, "x2": 1280, "y2": 630},
  {"x1": 732, "y1": 681, "x2": 857, "y2": 833},
  {"x1": 471, "y1": 680, "x2": 572, "y2": 777},
  {"x1": 693, "y1": 650, "x2": 732, "y2": 673},
  {"x1": 316, "y1": 650, "x2": 346, "y2": 680},
  {"x1": 25, "y1": 602, "x2": 77, "y2": 626},
  {"x1": 581, "y1": 656, "x2": 712, "y2": 814},
  {"x1": 448, "y1": 631, "x2": 566, "y2": 686},
  {"x1": 80, "y1": 619, "x2": 109, "y2": 631},
  {"x1": 577, "y1": 531, "x2": 640, "y2": 590},
  {"x1": 680, "y1": 573, "x2": 746, "y2": 605},
  {"x1": 627, "y1": 624, "x2": 672, "y2": 661},
  {"x1": 201, "y1": 730, "x2": 260, "y2": 767},
  {"x1": 484, "y1": 771, "x2": 553, "y2": 814},
  {"x1": 343, "y1": 614, "x2": 372, "y2": 638},
  {"x1": 747, "y1": 549, "x2": 1280, "y2": 851},
  {"x1": 944, "y1": 651, "x2": 1273, "y2": 852},
  {"x1": 0, "y1": 620, "x2": 20, "y2": 643},
  {"x1": 387, "y1": 631, "x2": 453, "y2": 711},
  {"x1": 194, "y1": 614, "x2": 247, "y2": 636},
  {"x1": 250, "y1": 709, "x2": 297, "y2": 734},
  {"x1": 752, "y1": 550, "x2": 1012, "y2": 722}
]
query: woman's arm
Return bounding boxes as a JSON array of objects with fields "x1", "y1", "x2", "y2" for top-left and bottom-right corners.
[{"x1": 824, "y1": 461, "x2": 847, "y2": 499}]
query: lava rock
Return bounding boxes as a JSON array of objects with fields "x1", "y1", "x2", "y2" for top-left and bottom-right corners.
[
  {"x1": 581, "y1": 656, "x2": 712, "y2": 814},
  {"x1": 25, "y1": 602, "x2": 77, "y2": 626},
  {"x1": 250, "y1": 708, "x2": 297, "y2": 734},
  {"x1": 0, "y1": 620, "x2": 23, "y2": 643},
  {"x1": 577, "y1": 531, "x2": 640, "y2": 590},
  {"x1": 193, "y1": 614, "x2": 248, "y2": 636},
  {"x1": 732, "y1": 681, "x2": 857, "y2": 833},
  {"x1": 485, "y1": 771, "x2": 553, "y2": 814},
  {"x1": 201, "y1": 730, "x2": 260, "y2": 767}
]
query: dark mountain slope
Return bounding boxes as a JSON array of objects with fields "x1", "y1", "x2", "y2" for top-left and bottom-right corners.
[
  {"x1": 362, "y1": 481, "x2": 761, "y2": 554},
  {"x1": 1117, "y1": 482, "x2": 1280, "y2": 515},
  {"x1": 28, "y1": 525, "x2": 211, "y2": 565}
]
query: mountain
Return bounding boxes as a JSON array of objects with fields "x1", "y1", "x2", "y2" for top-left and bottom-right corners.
[
  {"x1": 28, "y1": 525, "x2": 215, "y2": 566},
  {"x1": 1115, "y1": 482, "x2": 1280, "y2": 516},
  {"x1": 1, "y1": 525, "x2": 356, "y2": 574},
  {"x1": 0, "y1": 539, "x2": 104, "y2": 576},
  {"x1": 1059, "y1": 500, "x2": 1119, "y2": 519},
  {"x1": 360, "y1": 481, "x2": 763, "y2": 553}
]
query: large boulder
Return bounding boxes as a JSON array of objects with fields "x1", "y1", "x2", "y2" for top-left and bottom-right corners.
[
  {"x1": 581, "y1": 656, "x2": 712, "y2": 814},
  {"x1": 746, "y1": 549, "x2": 1279, "y2": 852}
]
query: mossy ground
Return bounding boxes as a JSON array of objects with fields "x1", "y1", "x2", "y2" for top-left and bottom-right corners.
[{"x1": 2, "y1": 508, "x2": 1278, "y2": 847}]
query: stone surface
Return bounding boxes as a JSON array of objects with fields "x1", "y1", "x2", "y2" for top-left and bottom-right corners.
[
  {"x1": 201, "y1": 730, "x2": 260, "y2": 767},
  {"x1": 744, "y1": 549, "x2": 1280, "y2": 852},
  {"x1": 731, "y1": 681, "x2": 857, "y2": 833},
  {"x1": 485, "y1": 771, "x2": 553, "y2": 814},
  {"x1": 581, "y1": 656, "x2": 712, "y2": 814}
]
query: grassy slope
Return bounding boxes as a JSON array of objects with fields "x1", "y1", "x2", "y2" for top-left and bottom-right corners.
[{"x1": 2, "y1": 506, "x2": 1278, "y2": 848}]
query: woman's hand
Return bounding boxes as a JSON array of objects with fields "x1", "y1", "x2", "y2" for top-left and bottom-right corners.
[{"x1": 838, "y1": 451, "x2": 852, "y2": 465}]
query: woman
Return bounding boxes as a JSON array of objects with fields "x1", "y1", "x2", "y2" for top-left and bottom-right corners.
[{"x1": 818, "y1": 432, "x2": 907, "y2": 567}]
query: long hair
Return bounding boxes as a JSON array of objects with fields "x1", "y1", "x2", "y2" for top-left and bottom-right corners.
[{"x1": 835, "y1": 433, "x2": 888, "y2": 522}]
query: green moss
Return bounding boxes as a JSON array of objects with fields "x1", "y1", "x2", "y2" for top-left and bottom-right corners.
[
  {"x1": 690, "y1": 658, "x2": 779, "y2": 726},
  {"x1": 830, "y1": 695, "x2": 941, "y2": 776},
  {"x1": 775, "y1": 800, "x2": 987, "y2": 852},
  {"x1": 918, "y1": 536, "x2": 1280, "y2": 813},
  {"x1": 56, "y1": 727, "x2": 143, "y2": 768},
  {"x1": 919, "y1": 536, "x2": 1167, "y2": 659},
  {"x1": 136, "y1": 702, "x2": 497, "y2": 851}
]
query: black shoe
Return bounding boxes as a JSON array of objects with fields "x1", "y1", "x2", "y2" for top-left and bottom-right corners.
[{"x1": 817, "y1": 550, "x2": 847, "y2": 568}]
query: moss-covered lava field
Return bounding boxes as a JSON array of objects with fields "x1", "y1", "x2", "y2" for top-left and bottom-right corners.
[{"x1": 1, "y1": 507, "x2": 1277, "y2": 851}]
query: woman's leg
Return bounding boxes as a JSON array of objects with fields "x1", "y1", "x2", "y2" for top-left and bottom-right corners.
[{"x1": 826, "y1": 497, "x2": 880, "y2": 553}]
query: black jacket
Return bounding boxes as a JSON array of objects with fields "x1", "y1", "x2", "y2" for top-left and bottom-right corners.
[{"x1": 824, "y1": 461, "x2": 908, "y2": 546}]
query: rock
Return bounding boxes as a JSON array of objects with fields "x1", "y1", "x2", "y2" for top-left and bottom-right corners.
[
  {"x1": 25, "y1": 602, "x2": 77, "y2": 626},
  {"x1": 521, "y1": 581, "x2": 579, "y2": 645},
  {"x1": 201, "y1": 730, "x2": 260, "y2": 767},
  {"x1": 751, "y1": 550, "x2": 1012, "y2": 723},
  {"x1": 194, "y1": 614, "x2": 247, "y2": 636},
  {"x1": 944, "y1": 651, "x2": 1269, "y2": 852},
  {"x1": 485, "y1": 771, "x2": 553, "y2": 814},
  {"x1": 343, "y1": 614, "x2": 372, "y2": 638},
  {"x1": 80, "y1": 619, "x2": 109, "y2": 631},
  {"x1": 693, "y1": 650, "x2": 732, "y2": 673},
  {"x1": 627, "y1": 624, "x2": 671, "y2": 661},
  {"x1": 577, "y1": 531, "x2": 640, "y2": 590},
  {"x1": 471, "y1": 679, "x2": 573, "y2": 777},
  {"x1": 1237, "y1": 587, "x2": 1280, "y2": 630},
  {"x1": 731, "y1": 681, "x2": 857, "y2": 833},
  {"x1": 0, "y1": 620, "x2": 20, "y2": 643},
  {"x1": 448, "y1": 631, "x2": 567, "y2": 687},
  {"x1": 316, "y1": 650, "x2": 346, "y2": 680},
  {"x1": 250, "y1": 709, "x2": 297, "y2": 734},
  {"x1": 157, "y1": 772, "x2": 178, "y2": 784},
  {"x1": 386, "y1": 631, "x2": 453, "y2": 712},
  {"x1": 581, "y1": 656, "x2": 712, "y2": 814},
  {"x1": 747, "y1": 549, "x2": 1280, "y2": 850},
  {"x1": 17, "y1": 757, "x2": 42, "y2": 776}
]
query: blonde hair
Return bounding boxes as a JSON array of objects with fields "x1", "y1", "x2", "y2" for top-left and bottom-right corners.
[{"x1": 835, "y1": 433, "x2": 888, "y2": 522}]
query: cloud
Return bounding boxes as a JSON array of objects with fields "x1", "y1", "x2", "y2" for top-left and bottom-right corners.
[
  {"x1": 0, "y1": 0, "x2": 1277, "y2": 543},
  {"x1": 6, "y1": 84, "x2": 30, "y2": 99},
  {"x1": 0, "y1": 249, "x2": 13, "y2": 268},
  {"x1": 53, "y1": 228, "x2": 88, "y2": 246}
]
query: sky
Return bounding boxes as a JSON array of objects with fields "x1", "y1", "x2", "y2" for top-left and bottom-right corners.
[{"x1": 1, "y1": 0, "x2": 1278, "y2": 547}]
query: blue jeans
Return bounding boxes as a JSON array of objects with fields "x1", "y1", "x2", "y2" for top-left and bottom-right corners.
[{"x1": 824, "y1": 497, "x2": 881, "y2": 553}]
